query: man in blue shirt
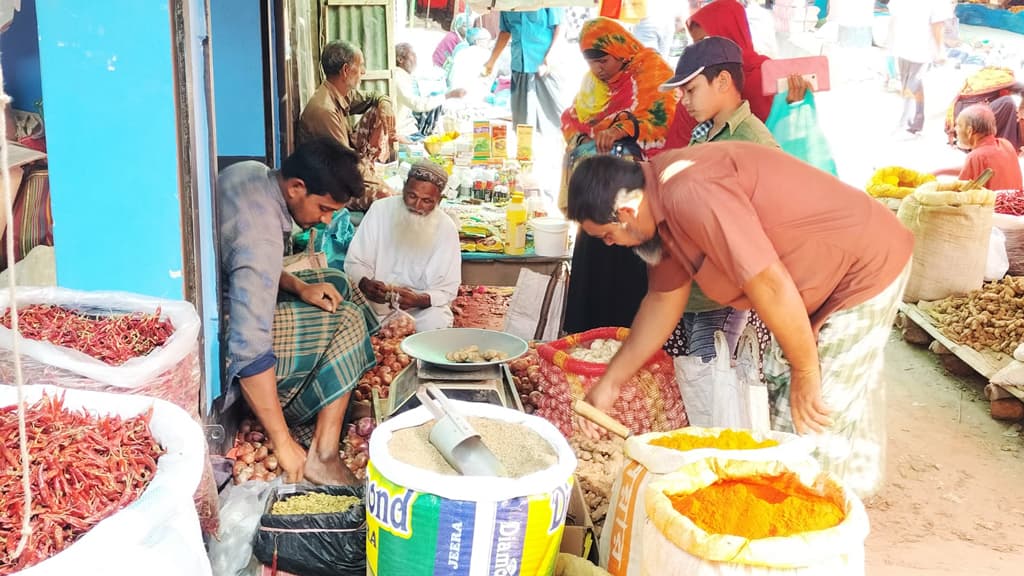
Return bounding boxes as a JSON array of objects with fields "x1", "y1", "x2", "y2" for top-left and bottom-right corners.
[
  {"x1": 483, "y1": 8, "x2": 564, "y2": 136},
  {"x1": 218, "y1": 137, "x2": 378, "y2": 486}
]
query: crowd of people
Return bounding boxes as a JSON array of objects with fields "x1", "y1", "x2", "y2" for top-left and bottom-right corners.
[{"x1": 213, "y1": 0, "x2": 1023, "y2": 495}]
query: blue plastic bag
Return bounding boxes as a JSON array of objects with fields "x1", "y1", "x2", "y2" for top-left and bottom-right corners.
[
  {"x1": 765, "y1": 91, "x2": 838, "y2": 176},
  {"x1": 323, "y1": 209, "x2": 355, "y2": 270}
]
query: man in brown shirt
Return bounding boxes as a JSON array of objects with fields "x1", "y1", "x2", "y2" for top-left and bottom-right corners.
[
  {"x1": 298, "y1": 40, "x2": 396, "y2": 211},
  {"x1": 567, "y1": 141, "x2": 914, "y2": 496}
]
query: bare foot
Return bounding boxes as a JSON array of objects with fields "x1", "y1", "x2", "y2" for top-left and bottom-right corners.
[{"x1": 304, "y1": 451, "x2": 358, "y2": 486}]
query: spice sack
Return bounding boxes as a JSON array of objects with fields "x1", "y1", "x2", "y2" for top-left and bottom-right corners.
[
  {"x1": 642, "y1": 458, "x2": 869, "y2": 576},
  {"x1": 253, "y1": 485, "x2": 366, "y2": 576},
  {"x1": 365, "y1": 402, "x2": 578, "y2": 576},
  {"x1": 599, "y1": 428, "x2": 813, "y2": 576},
  {"x1": 0, "y1": 287, "x2": 217, "y2": 534},
  {"x1": 1, "y1": 385, "x2": 209, "y2": 576},
  {"x1": 898, "y1": 182, "x2": 996, "y2": 303},
  {"x1": 535, "y1": 327, "x2": 686, "y2": 437}
]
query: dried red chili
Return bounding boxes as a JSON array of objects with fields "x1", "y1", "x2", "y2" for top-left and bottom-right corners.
[
  {"x1": 0, "y1": 393, "x2": 164, "y2": 574},
  {"x1": 0, "y1": 305, "x2": 174, "y2": 365},
  {"x1": 995, "y1": 190, "x2": 1024, "y2": 216}
]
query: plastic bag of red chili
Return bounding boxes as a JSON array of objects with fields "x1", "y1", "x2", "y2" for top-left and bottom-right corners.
[
  {"x1": 0, "y1": 384, "x2": 210, "y2": 576},
  {"x1": 0, "y1": 288, "x2": 219, "y2": 535}
]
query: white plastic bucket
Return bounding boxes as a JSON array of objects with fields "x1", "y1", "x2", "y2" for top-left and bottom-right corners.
[{"x1": 532, "y1": 217, "x2": 570, "y2": 257}]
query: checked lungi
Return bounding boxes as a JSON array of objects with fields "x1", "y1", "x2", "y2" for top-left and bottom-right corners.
[
  {"x1": 764, "y1": 262, "x2": 911, "y2": 498},
  {"x1": 273, "y1": 268, "x2": 379, "y2": 428}
]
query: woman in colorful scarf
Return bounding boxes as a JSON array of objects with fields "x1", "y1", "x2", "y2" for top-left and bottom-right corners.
[{"x1": 561, "y1": 17, "x2": 677, "y2": 333}]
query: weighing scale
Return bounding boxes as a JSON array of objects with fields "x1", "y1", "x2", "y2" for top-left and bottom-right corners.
[{"x1": 375, "y1": 359, "x2": 524, "y2": 422}]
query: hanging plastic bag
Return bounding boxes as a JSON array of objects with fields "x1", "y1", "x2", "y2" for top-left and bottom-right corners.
[
  {"x1": 378, "y1": 292, "x2": 416, "y2": 340},
  {"x1": 674, "y1": 331, "x2": 770, "y2": 431},
  {"x1": 209, "y1": 479, "x2": 281, "y2": 576},
  {"x1": 324, "y1": 209, "x2": 356, "y2": 270},
  {"x1": 766, "y1": 91, "x2": 838, "y2": 176},
  {"x1": 253, "y1": 485, "x2": 366, "y2": 576},
  {"x1": 986, "y1": 227, "x2": 1009, "y2": 281}
]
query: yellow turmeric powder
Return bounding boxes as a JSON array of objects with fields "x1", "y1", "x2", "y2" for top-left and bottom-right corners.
[
  {"x1": 668, "y1": 472, "x2": 846, "y2": 539},
  {"x1": 649, "y1": 429, "x2": 779, "y2": 452}
]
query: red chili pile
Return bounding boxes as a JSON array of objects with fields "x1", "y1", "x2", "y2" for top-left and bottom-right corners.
[
  {"x1": 0, "y1": 394, "x2": 164, "y2": 573},
  {"x1": 995, "y1": 190, "x2": 1024, "y2": 216},
  {"x1": 0, "y1": 305, "x2": 175, "y2": 366}
]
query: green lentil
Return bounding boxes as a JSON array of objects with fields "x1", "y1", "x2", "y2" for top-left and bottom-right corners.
[{"x1": 271, "y1": 493, "x2": 362, "y2": 515}]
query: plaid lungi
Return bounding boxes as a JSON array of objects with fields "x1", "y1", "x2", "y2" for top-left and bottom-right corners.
[
  {"x1": 764, "y1": 262, "x2": 911, "y2": 497},
  {"x1": 273, "y1": 268, "x2": 379, "y2": 427}
]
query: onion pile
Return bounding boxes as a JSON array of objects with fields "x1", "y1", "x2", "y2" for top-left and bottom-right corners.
[
  {"x1": 508, "y1": 344, "x2": 542, "y2": 414},
  {"x1": 231, "y1": 419, "x2": 283, "y2": 484},
  {"x1": 341, "y1": 417, "x2": 376, "y2": 480},
  {"x1": 356, "y1": 335, "x2": 415, "y2": 401}
]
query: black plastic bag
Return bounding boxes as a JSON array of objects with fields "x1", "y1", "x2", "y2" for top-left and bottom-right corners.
[{"x1": 253, "y1": 484, "x2": 366, "y2": 576}]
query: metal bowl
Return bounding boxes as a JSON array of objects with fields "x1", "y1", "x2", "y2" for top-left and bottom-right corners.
[{"x1": 400, "y1": 328, "x2": 528, "y2": 372}]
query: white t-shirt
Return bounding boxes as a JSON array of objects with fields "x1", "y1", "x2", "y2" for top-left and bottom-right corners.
[{"x1": 888, "y1": 0, "x2": 955, "y2": 64}]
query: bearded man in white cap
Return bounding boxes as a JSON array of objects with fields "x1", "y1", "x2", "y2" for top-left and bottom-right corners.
[{"x1": 344, "y1": 160, "x2": 461, "y2": 332}]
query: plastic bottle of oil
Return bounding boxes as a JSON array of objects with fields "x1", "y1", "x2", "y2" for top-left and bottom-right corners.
[{"x1": 504, "y1": 191, "x2": 527, "y2": 255}]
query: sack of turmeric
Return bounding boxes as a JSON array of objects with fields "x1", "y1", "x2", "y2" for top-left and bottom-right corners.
[
  {"x1": 598, "y1": 429, "x2": 814, "y2": 576},
  {"x1": 641, "y1": 458, "x2": 869, "y2": 576}
]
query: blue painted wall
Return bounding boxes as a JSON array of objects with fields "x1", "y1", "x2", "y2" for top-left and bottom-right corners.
[
  {"x1": 1, "y1": 0, "x2": 43, "y2": 112},
  {"x1": 209, "y1": 0, "x2": 266, "y2": 158},
  {"x1": 35, "y1": 1, "x2": 185, "y2": 299}
]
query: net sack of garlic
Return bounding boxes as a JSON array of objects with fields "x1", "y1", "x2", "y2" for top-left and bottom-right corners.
[{"x1": 535, "y1": 327, "x2": 686, "y2": 437}]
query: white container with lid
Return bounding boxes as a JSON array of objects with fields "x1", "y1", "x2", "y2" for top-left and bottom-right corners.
[{"x1": 531, "y1": 217, "x2": 570, "y2": 257}]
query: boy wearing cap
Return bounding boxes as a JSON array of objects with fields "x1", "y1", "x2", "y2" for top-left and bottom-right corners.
[
  {"x1": 658, "y1": 36, "x2": 779, "y2": 363},
  {"x1": 661, "y1": 36, "x2": 779, "y2": 148}
]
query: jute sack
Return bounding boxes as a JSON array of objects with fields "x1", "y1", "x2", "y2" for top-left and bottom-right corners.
[{"x1": 898, "y1": 181, "x2": 995, "y2": 303}]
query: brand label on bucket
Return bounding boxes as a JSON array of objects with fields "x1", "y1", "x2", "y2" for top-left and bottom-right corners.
[{"x1": 366, "y1": 460, "x2": 571, "y2": 576}]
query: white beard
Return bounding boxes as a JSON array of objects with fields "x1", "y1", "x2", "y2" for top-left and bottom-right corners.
[{"x1": 392, "y1": 203, "x2": 442, "y2": 252}]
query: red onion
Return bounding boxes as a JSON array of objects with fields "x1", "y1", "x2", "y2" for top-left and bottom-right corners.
[{"x1": 355, "y1": 417, "x2": 375, "y2": 437}]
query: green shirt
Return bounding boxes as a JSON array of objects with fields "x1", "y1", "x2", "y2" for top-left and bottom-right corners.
[
  {"x1": 691, "y1": 100, "x2": 780, "y2": 147},
  {"x1": 685, "y1": 101, "x2": 779, "y2": 313}
]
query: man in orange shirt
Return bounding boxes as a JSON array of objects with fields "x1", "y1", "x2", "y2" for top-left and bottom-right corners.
[
  {"x1": 941, "y1": 104, "x2": 1023, "y2": 190},
  {"x1": 567, "y1": 142, "x2": 914, "y2": 497}
]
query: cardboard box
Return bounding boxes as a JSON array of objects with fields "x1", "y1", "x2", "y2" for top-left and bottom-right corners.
[{"x1": 561, "y1": 475, "x2": 600, "y2": 565}]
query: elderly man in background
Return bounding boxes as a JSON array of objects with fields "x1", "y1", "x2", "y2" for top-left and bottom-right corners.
[
  {"x1": 345, "y1": 160, "x2": 461, "y2": 332},
  {"x1": 298, "y1": 40, "x2": 395, "y2": 211},
  {"x1": 936, "y1": 103, "x2": 1024, "y2": 190},
  {"x1": 395, "y1": 43, "x2": 465, "y2": 142}
]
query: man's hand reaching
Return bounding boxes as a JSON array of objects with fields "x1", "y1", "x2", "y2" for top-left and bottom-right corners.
[{"x1": 299, "y1": 282, "x2": 343, "y2": 313}]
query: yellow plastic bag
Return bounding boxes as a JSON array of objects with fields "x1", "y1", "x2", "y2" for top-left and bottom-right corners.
[
  {"x1": 641, "y1": 458, "x2": 869, "y2": 576},
  {"x1": 866, "y1": 166, "x2": 935, "y2": 199}
]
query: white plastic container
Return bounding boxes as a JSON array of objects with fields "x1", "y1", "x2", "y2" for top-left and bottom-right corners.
[{"x1": 532, "y1": 217, "x2": 570, "y2": 257}]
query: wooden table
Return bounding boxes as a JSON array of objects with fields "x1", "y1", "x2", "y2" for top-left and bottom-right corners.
[{"x1": 460, "y1": 252, "x2": 570, "y2": 287}]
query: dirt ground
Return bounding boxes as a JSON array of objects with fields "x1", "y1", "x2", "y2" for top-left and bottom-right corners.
[{"x1": 867, "y1": 334, "x2": 1024, "y2": 573}]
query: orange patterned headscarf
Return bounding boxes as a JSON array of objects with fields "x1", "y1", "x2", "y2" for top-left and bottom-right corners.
[{"x1": 562, "y1": 18, "x2": 676, "y2": 154}]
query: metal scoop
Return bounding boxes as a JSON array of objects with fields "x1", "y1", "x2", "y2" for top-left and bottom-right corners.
[{"x1": 415, "y1": 384, "x2": 508, "y2": 477}]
